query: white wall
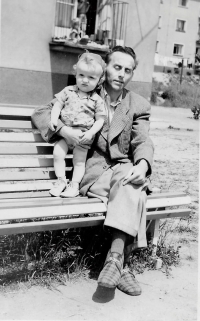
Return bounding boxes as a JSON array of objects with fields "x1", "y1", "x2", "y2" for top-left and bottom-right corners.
[
  {"x1": 0, "y1": 0, "x2": 55, "y2": 72},
  {"x1": 125, "y1": 0, "x2": 160, "y2": 83}
]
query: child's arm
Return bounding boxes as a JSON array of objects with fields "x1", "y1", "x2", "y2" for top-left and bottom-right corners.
[
  {"x1": 49, "y1": 101, "x2": 63, "y2": 131},
  {"x1": 80, "y1": 115, "x2": 104, "y2": 144}
]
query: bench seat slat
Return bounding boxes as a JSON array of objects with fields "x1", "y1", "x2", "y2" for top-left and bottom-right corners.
[
  {"x1": 0, "y1": 209, "x2": 190, "y2": 236},
  {"x1": 0, "y1": 191, "x2": 51, "y2": 199},
  {"x1": 0, "y1": 202, "x2": 107, "y2": 220},
  {"x1": 147, "y1": 196, "x2": 191, "y2": 208},
  {"x1": 0, "y1": 216, "x2": 105, "y2": 236},
  {"x1": 0, "y1": 196, "x2": 191, "y2": 221},
  {"x1": 146, "y1": 209, "x2": 190, "y2": 219},
  {"x1": 0, "y1": 194, "x2": 191, "y2": 208}
]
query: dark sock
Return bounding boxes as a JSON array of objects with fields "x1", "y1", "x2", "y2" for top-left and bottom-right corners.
[{"x1": 110, "y1": 229, "x2": 127, "y2": 257}]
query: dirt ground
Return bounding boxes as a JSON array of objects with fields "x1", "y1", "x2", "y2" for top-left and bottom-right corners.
[{"x1": 0, "y1": 106, "x2": 199, "y2": 321}]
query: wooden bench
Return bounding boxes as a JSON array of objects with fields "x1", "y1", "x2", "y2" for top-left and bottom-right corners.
[{"x1": 0, "y1": 103, "x2": 191, "y2": 250}]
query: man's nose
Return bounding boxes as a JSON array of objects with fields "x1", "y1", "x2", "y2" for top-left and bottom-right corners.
[{"x1": 118, "y1": 69, "x2": 125, "y2": 78}]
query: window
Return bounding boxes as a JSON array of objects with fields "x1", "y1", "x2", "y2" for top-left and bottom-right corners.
[
  {"x1": 176, "y1": 19, "x2": 186, "y2": 32},
  {"x1": 54, "y1": 0, "x2": 77, "y2": 39},
  {"x1": 53, "y1": 0, "x2": 129, "y2": 46},
  {"x1": 158, "y1": 16, "x2": 161, "y2": 29},
  {"x1": 155, "y1": 41, "x2": 159, "y2": 53},
  {"x1": 173, "y1": 44, "x2": 183, "y2": 55},
  {"x1": 198, "y1": 17, "x2": 200, "y2": 38},
  {"x1": 178, "y1": 0, "x2": 188, "y2": 7},
  {"x1": 112, "y1": 1, "x2": 128, "y2": 45}
]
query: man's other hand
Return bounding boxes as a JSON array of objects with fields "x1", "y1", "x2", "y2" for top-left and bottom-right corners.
[{"x1": 122, "y1": 160, "x2": 148, "y2": 185}]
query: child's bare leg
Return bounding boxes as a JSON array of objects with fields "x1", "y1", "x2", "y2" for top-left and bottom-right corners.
[
  {"x1": 72, "y1": 145, "x2": 88, "y2": 183},
  {"x1": 60, "y1": 145, "x2": 88, "y2": 198},
  {"x1": 53, "y1": 139, "x2": 68, "y2": 178},
  {"x1": 49, "y1": 139, "x2": 68, "y2": 197}
]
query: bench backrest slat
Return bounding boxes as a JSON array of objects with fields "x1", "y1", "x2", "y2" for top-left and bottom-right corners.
[
  {"x1": 0, "y1": 106, "x2": 34, "y2": 117},
  {"x1": 0, "y1": 143, "x2": 53, "y2": 155},
  {"x1": 0, "y1": 132, "x2": 44, "y2": 142},
  {"x1": 0, "y1": 119, "x2": 35, "y2": 129}
]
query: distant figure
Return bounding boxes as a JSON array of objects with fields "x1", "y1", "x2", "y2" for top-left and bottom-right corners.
[
  {"x1": 69, "y1": 18, "x2": 82, "y2": 42},
  {"x1": 77, "y1": 0, "x2": 90, "y2": 35},
  {"x1": 191, "y1": 105, "x2": 200, "y2": 120},
  {"x1": 188, "y1": 58, "x2": 193, "y2": 69}
]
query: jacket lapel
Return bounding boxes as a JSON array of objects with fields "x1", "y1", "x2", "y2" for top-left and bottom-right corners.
[
  {"x1": 108, "y1": 90, "x2": 130, "y2": 143},
  {"x1": 100, "y1": 116, "x2": 109, "y2": 140}
]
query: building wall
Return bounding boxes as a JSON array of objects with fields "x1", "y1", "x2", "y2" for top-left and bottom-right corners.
[
  {"x1": 155, "y1": 0, "x2": 200, "y2": 67},
  {"x1": 0, "y1": 0, "x2": 160, "y2": 105}
]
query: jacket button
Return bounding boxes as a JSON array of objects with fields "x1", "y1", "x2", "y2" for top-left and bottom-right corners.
[{"x1": 103, "y1": 165, "x2": 107, "y2": 169}]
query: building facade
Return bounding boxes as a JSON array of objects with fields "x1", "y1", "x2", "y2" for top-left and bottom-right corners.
[
  {"x1": 0, "y1": 0, "x2": 160, "y2": 105},
  {"x1": 154, "y1": 0, "x2": 200, "y2": 69}
]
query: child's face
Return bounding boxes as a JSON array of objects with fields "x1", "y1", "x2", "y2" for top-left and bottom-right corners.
[{"x1": 76, "y1": 61, "x2": 102, "y2": 93}]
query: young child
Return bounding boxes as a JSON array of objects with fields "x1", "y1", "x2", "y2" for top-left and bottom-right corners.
[{"x1": 49, "y1": 52, "x2": 106, "y2": 198}]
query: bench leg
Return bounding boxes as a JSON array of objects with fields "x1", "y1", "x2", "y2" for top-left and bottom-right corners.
[{"x1": 147, "y1": 219, "x2": 160, "y2": 256}]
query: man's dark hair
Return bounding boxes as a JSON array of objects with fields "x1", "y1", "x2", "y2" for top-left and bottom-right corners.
[{"x1": 105, "y1": 46, "x2": 138, "y2": 70}]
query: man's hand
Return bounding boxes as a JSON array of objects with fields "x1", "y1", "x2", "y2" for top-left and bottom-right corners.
[{"x1": 122, "y1": 160, "x2": 148, "y2": 185}]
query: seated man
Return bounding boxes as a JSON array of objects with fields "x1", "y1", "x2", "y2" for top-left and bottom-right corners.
[{"x1": 31, "y1": 46, "x2": 154, "y2": 296}]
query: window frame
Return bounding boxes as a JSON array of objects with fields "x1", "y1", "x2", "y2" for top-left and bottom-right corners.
[
  {"x1": 158, "y1": 16, "x2": 162, "y2": 29},
  {"x1": 173, "y1": 43, "x2": 184, "y2": 56},
  {"x1": 53, "y1": 0, "x2": 78, "y2": 39},
  {"x1": 178, "y1": 0, "x2": 188, "y2": 8},
  {"x1": 176, "y1": 18, "x2": 186, "y2": 32},
  {"x1": 155, "y1": 41, "x2": 159, "y2": 53}
]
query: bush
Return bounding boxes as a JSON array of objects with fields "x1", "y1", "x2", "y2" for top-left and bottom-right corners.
[
  {"x1": 161, "y1": 87, "x2": 177, "y2": 101},
  {"x1": 167, "y1": 69, "x2": 172, "y2": 73},
  {"x1": 151, "y1": 77, "x2": 199, "y2": 108},
  {"x1": 186, "y1": 71, "x2": 191, "y2": 76}
]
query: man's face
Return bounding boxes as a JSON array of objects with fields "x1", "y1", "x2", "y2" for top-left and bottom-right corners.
[{"x1": 105, "y1": 52, "x2": 135, "y2": 93}]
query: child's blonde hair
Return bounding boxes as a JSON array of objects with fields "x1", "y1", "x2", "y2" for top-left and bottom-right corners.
[{"x1": 73, "y1": 51, "x2": 106, "y2": 88}]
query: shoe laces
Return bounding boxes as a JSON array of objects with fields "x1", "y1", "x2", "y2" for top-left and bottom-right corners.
[
  {"x1": 54, "y1": 178, "x2": 66, "y2": 187},
  {"x1": 67, "y1": 181, "x2": 78, "y2": 189}
]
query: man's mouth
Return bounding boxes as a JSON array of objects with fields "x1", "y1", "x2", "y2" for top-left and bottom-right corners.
[{"x1": 114, "y1": 80, "x2": 124, "y2": 84}]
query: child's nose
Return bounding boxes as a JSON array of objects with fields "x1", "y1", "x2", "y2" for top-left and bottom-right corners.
[{"x1": 83, "y1": 77, "x2": 88, "y2": 83}]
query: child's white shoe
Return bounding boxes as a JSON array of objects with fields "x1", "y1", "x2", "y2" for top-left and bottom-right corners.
[
  {"x1": 60, "y1": 182, "x2": 79, "y2": 198},
  {"x1": 49, "y1": 178, "x2": 67, "y2": 197}
]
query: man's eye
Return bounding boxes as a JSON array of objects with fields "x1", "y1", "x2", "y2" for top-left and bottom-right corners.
[
  {"x1": 125, "y1": 69, "x2": 132, "y2": 74},
  {"x1": 79, "y1": 74, "x2": 84, "y2": 77},
  {"x1": 89, "y1": 76, "x2": 94, "y2": 79},
  {"x1": 114, "y1": 65, "x2": 120, "y2": 70}
]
